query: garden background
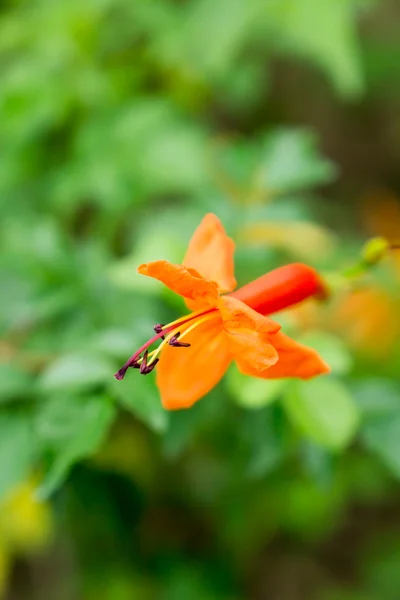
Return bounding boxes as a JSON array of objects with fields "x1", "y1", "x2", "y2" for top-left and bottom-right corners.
[{"x1": 1, "y1": 1, "x2": 400, "y2": 599}]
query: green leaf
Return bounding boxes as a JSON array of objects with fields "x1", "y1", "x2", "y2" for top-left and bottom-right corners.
[
  {"x1": 67, "y1": 100, "x2": 208, "y2": 207},
  {"x1": 109, "y1": 372, "x2": 169, "y2": 433},
  {"x1": 109, "y1": 227, "x2": 184, "y2": 294},
  {"x1": 91, "y1": 328, "x2": 143, "y2": 360},
  {"x1": 38, "y1": 353, "x2": 113, "y2": 393},
  {"x1": 0, "y1": 272, "x2": 38, "y2": 333},
  {"x1": 366, "y1": 414, "x2": 400, "y2": 478},
  {"x1": 0, "y1": 411, "x2": 36, "y2": 498},
  {"x1": 283, "y1": 378, "x2": 359, "y2": 449},
  {"x1": 226, "y1": 363, "x2": 288, "y2": 409},
  {"x1": 35, "y1": 395, "x2": 116, "y2": 498},
  {"x1": 265, "y1": 0, "x2": 364, "y2": 98},
  {"x1": 172, "y1": 0, "x2": 260, "y2": 77},
  {"x1": 238, "y1": 221, "x2": 336, "y2": 263},
  {"x1": 297, "y1": 331, "x2": 353, "y2": 376},
  {"x1": 258, "y1": 129, "x2": 337, "y2": 194},
  {"x1": 279, "y1": 477, "x2": 345, "y2": 539},
  {"x1": 162, "y1": 391, "x2": 220, "y2": 459},
  {"x1": 243, "y1": 407, "x2": 286, "y2": 477},
  {"x1": 0, "y1": 363, "x2": 34, "y2": 402},
  {"x1": 301, "y1": 441, "x2": 335, "y2": 488},
  {"x1": 351, "y1": 379, "x2": 400, "y2": 478},
  {"x1": 350, "y1": 379, "x2": 400, "y2": 417}
]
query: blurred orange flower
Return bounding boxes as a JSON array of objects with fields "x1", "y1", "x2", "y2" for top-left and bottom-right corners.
[
  {"x1": 338, "y1": 190, "x2": 400, "y2": 355},
  {"x1": 287, "y1": 284, "x2": 399, "y2": 359},
  {"x1": 332, "y1": 287, "x2": 399, "y2": 357},
  {"x1": 286, "y1": 192, "x2": 400, "y2": 358},
  {"x1": 115, "y1": 214, "x2": 330, "y2": 409},
  {"x1": 363, "y1": 190, "x2": 400, "y2": 276}
]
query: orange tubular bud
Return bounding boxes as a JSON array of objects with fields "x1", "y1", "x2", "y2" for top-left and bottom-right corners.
[{"x1": 230, "y1": 263, "x2": 327, "y2": 316}]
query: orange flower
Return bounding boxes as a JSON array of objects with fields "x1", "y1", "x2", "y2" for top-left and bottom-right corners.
[{"x1": 115, "y1": 214, "x2": 330, "y2": 409}]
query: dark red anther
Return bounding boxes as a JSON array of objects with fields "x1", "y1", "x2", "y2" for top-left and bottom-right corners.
[
  {"x1": 153, "y1": 324, "x2": 165, "y2": 339},
  {"x1": 114, "y1": 322, "x2": 173, "y2": 380},
  {"x1": 139, "y1": 350, "x2": 149, "y2": 374},
  {"x1": 168, "y1": 332, "x2": 191, "y2": 348},
  {"x1": 138, "y1": 351, "x2": 159, "y2": 374},
  {"x1": 114, "y1": 367, "x2": 128, "y2": 380},
  {"x1": 115, "y1": 357, "x2": 140, "y2": 379},
  {"x1": 140, "y1": 358, "x2": 159, "y2": 375}
]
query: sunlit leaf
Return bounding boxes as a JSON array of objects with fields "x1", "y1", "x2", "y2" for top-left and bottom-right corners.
[
  {"x1": 297, "y1": 331, "x2": 353, "y2": 376},
  {"x1": 238, "y1": 220, "x2": 337, "y2": 262},
  {"x1": 155, "y1": 0, "x2": 260, "y2": 78},
  {"x1": 283, "y1": 378, "x2": 359, "y2": 449},
  {"x1": 110, "y1": 228, "x2": 184, "y2": 293},
  {"x1": 226, "y1": 363, "x2": 288, "y2": 409},
  {"x1": 265, "y1": 0, "x2": 364, "y2": 97},
  {"x1": 256, "y1": 129, "x2": 337, "y2": 194}
]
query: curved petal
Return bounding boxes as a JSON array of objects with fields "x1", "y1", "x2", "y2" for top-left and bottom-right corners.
[
  {"x1": 236, "y1": 331, "x2": 330, "y2": 380},
  {"x1": 183, "y1": 213, "x2": 237, "y2": 294},
  {"x1": 156, "y1": 315, "x2": 231, "y2": 409},
  {"x1": 138, "y1": 260, "x2": 218, "y2": 307},
  {"x1": 218, "y1": 296, "x2": 280, "y2": 373}
]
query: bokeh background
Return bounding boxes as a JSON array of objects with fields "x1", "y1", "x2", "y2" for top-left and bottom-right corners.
[{"x1": 1, "y1": 0, "x2": 400, "y2": 599}]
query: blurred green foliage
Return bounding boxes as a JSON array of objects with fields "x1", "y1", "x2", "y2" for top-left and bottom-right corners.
[{"x1": 1, "y1": 0, "x2": 400, "y2": 599}]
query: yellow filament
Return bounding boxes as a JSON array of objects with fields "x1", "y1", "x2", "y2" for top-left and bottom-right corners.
[
  {"x1": 162, "y1": 307, "x2": 215, "y2": 331},
  {"x1": 137, "y1": 349, "x2": 156, "y2": 364},
  {"x1": 146, "y1": 312, "x2": 218, "y2": 366}
]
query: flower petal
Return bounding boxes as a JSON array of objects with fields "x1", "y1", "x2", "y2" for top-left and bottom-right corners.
[
  {"x1": 236, "y1": 331, "x2": 330, "y2": 380},
  {"x1": 138, "y1": 260, "x2": 219, "y2": 307},
  {"x1": 218, "y1": 296, "x2": 280, "y2": 373},
  {"x1": 183, "y1": 213, "x2": 237, "y2": 294},
  {"x1": 156, "y1": 315, "x2": 231, "y2": 409}
]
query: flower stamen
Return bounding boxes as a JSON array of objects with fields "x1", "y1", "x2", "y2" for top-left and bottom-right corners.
[
  {"x1": 144, "y1": 312, "x2": 217, "y2": 369},
  {"x1": 114, "y1": 308, "x2": 218, "y2": 380},
  {"x1": 153, "y1": 324, "x2": 165, "y2": 339},
  {"x1": 168, "y1": 332, "x2": 191, "y2": 347}
]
